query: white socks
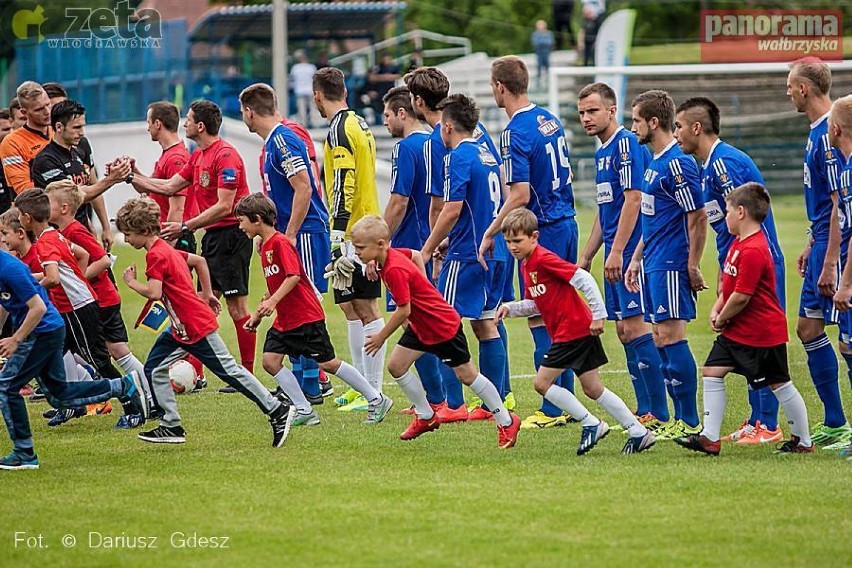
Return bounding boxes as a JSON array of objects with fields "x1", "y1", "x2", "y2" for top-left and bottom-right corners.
[
  {"x1": 346, "y1": 319, "x2": 365, "y2": 375},
  {"x1": 361, "y1": 318, "x2": 386, "y2": 393},
  {"x1": 700, "y1": 377, "x2": 726, "y2": 442},
  {"x1": 116, "y1": 352, "x2": 146, "y2": 381},
  {"x1": 544, "y1": 384, "x2": 599, "y2": 427},
  {"x1": 396, "y1": 371, "x2": 434, "y2": 419},
  {"x1": 595, "y1": 388, "x2": 647, "y2": 438},
  {"x1": 469, "y1": 374, "x2": 512, "y2": 426},
  {"x1": 772, "y1": 382, "x2": 812, "y2": 447},
  {"x1": 274, "y1": 366, "x2": 312, "y2": 413},
  {"x1": 335, "y1": 361, "x2": 380, "y2": 404}
]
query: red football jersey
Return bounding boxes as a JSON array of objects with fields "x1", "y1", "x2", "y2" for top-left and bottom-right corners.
[
  {"x1": 151, "y1": 142, "x2": 194, "y2": 224},
  {"x1": 20, "y1": 244, "x2": 41, "y2": 274},
  {"x1": 521, "y1": 245, "x2": 593, "y2": 343},
  {"x1": 35, "y1": 227, "x2": 97, "y2": 313},
  {"x1": 145, "y1": 238, "x2": 218, "y2": 344},
  {"x1": 61, "y1": 220, "x2": 121, "y2": 308},
  {"x1": 177, "y1": 139, "x2": 249, "y2": 229},
  {"x1": 261, "y1": 232, "x2": 325, "y2": 332},
  {"x1": 380, "y1": 247, "x2": 461, "y2": 345},
  {"x1": 720, "y1": 231, "x2": 788, "y2": 347}
]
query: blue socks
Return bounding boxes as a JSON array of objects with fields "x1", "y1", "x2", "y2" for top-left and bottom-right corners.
[
  {"x1": 623, "y1": 341, "x2": 650, "y2": 416},
  {"x1": 630, "y1": 334, "x2": 669, "y2": 422},
  {"x1": 758, "y1": 387, "x2": 780, "y2": 430},
  {"x1": 803, "y1": 334, "x2": 845, "y2": 428},
  {"x1": 441, "y1": 364, "x2": 466, "y2": 410},
  {"x1": 414, "y1": 353, "x2": 445, "y2": 406},
  {"x1": 300, "y1": 356, "x2": 321, "y2": 398},
  {"x1": 662, "y1": 340, "x2": 699, "y2": 427},
  {"x1": 497, "y1": 320, "x2": 512, "y2": 398},
  {"x1": 531, "y1": 325, "x2": 574, "y2": 417},
  {"x1": 479, "y1": 337, "x2": 507, "y2": 411},
  {"x1": 747, "y1": 385, "x2": 760, "y2": 426}
]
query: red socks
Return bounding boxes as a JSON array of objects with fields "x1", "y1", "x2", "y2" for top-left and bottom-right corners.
[{"x1": 234, "y1": 315, "x2": 256, "y2": 374}]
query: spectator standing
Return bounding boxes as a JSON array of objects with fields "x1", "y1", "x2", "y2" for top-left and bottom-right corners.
[
  {"x1": 553, "y1": 0, "x2": 576, "y2": 49},
  {"x1": 290, "y1": 51, "x2": 318, "y2": 128},
  {"x1": 531, "y1": 20, "x2": 555, "y2": 89}
]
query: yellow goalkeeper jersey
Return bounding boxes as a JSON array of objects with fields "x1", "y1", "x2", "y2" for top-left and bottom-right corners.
[{"x1": 323, "y1": 109, "x2": 380, "y2": 237}]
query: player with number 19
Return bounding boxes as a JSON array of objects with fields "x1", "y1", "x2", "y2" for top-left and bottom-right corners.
[
  {"x1": 420, "y1": 94, "x2": 509, "y2": 419},
  {"x1": 483, "y1": 55, "x2": 577, "y2": 430}
]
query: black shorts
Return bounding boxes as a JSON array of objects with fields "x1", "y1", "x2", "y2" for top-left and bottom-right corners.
[
  {"x1": 704, "y1": 335, "x2": 790, "y2": 389},
  {"x1": 263, "y1": 321, "x2": 336, "y2": 363},
  {"x1": 541, "y1": 335, "x2": 609, "y2": 376},
  {"x1": 99, "y1": 304, "x2": 129, "y2": 344},
  {"x1": 174, "y1": 229, "x2": 197, "y2": 254},
  {"x1": 61, "y1": 302, "x2": 120, "y2": 378},
  {"x1": 397, "y1": 324, "x2": 471, "y2": 368},
  {"x1": 201, "y1": 225, "x2": 252, "y2": 297},
  {"x1": 333, "y1": 262, "x2": 382, "y2": 304}
]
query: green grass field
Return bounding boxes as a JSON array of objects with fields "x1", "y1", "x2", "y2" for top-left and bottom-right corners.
[{"x1": 2, "y1": 195, "x2": 850, "y2": 567}]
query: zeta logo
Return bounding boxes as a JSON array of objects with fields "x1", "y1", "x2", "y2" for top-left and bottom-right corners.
[{"x1": 12, "y1": 4, "x2": 46, "y2": 42}]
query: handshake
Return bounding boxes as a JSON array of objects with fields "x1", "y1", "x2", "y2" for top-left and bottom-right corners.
[{"x1": 104, "y1": 155, "x2": 135, "y2": 183}]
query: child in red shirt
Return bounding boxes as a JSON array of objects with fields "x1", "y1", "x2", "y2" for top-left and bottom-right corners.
[
  {"x1": 676, "y1": 183, "x2": 813, "y2": 455},
  {"x1": 497, "y1": 208, "x2": 654, "y2": 455},
  {"x1": 351, "y1": 215, "x2": 520, "y2": 448},
  {"x1": 235, "y1": 193, "x2": 392, "y2": 426},
  {"x1": 46, "y1": 180, "x2": 151, "y2": 428},
  {"x1": 116, "y1": 197, "x2": 294, "y2": 447}
]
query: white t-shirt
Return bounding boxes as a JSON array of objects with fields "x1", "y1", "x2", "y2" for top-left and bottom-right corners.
[{"x1": 290, "y1": 63, "x2": 317, "y2": 96}]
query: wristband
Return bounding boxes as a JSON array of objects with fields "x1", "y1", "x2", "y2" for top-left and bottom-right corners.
[
  {"x1": 181, "y1": 222, "x2": 189, "y2": 233},
  {"x1": 125, "y1": 172, "x2": 134, "y2": 184}
]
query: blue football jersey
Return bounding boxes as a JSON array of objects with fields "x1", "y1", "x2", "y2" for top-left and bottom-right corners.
[
  {"x1": 443, "y1": 139, "x2": 508, "y2": 262},
  {"x1": 262, "y1": 124, "x2": 329, "y2": 234},
  {"x1": 426, "y1": 120, "x2": 500, "y2": 198},
  {"x1": 804, "y1": 114, "x2": 844, "y2": 241},
  {"x1": 501, "y1": 104, "x2": 575, "y2": 223},
  {"x1": 837, "y1": 158, "x2": 852, "y2": 243},
  {"x1": 0, "y1": 251, "x2": 64, "y2": 334},
  {"x1": 595, "y1": 127, "x2": 647, "y2": 258},
  {"x1": 641, "y1": 140, "x2": 704, "y2": 272},
  {"x1": 389, "y1": 130, "x2": 431, "y2": 249},
  {"x1": 701, "y1": 140, "x2": 783, "y2": 264}
]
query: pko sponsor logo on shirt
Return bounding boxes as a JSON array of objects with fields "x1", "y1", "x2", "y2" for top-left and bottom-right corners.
[{"x1": 700, "y1": 10, "x2": 842, "y2": 62}]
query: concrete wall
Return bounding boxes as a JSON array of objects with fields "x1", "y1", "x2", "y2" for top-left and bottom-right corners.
[{"x1": 86, "y1": 117, "x2": 391, "y2": 225}]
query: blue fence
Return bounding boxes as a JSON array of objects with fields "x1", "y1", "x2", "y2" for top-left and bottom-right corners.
[{"x1": 9, "y1": 20, "x2": 188, "y2": 123}]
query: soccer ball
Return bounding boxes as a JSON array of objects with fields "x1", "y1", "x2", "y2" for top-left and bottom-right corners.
[{"x1": 169, "y1": 360, "x2": 198, "y2": 394}]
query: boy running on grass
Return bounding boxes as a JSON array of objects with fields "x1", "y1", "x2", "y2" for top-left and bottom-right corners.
[
  {"x1": 351, "y1": 215, "x2": 521, "y2": 448},
  {"x1": 236, "y1": 193, "x2": 393, "y2": 427},
  {"x1": 497, "y1": 208, "x2": 655, "y2": 455},
  {"x1": 0, "y1": 249, "x2": 145, "y2": 469},
  {"x1": 675, "y1": 183, "x2": 814, "y2": 455},
  {"x1": 45, "y1": 180, "x2": 149, "y2": 428},
  {"x1": 116, "y1": 197, "x2": 294, "y2": 447}
]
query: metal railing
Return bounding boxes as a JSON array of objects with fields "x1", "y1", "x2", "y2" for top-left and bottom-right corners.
[{"x1": 329, "y1": 29, "x2": 472, "y2": 70}]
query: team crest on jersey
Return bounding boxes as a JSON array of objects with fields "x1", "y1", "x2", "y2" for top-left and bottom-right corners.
[
  {"x1": 265, "y1": 250, "x2": 274, "y2": 265},
  {"x1": 478, "y1": 147, "x2": 497, "y2": 166},
  {"x1": 199, "y1": 171, "x2": 210, "y2": 187},
  {"x1": 530, "y1": 271, "x2": 538, "y2": 284},
  {"x1": 621, "y1": 151, "x2": 630, "y2": 163},
  {"x1": 537, "y1": 116, "x2": 558, "y2": 137}
]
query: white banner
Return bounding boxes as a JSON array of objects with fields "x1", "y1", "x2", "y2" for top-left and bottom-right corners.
[{"x1": 594, "y1": 9, "x2": 637, "y2": 122}]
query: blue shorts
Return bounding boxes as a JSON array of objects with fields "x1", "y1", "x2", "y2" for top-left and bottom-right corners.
[
  {"x1": 518, "y1": 216, "x2": 578, "y2": 291},
  {"x1": 643, "y1": 269, "x2": 696, "y2": 323},
  {"x1": 296, "y1": 231, "x2": 330, "y2": 294},
  {"x1": 438, "y1": 259, "x2": 493, "y2": 320},
  {"x1": 798, "y1": 238, "x2": 841, "y2": 324},
  {"x1": 485, "y1": 258, "x2": 510, "y2": 311},
  {"x1": 604, "y1": 278, "x2": 644, "y2": 321},
  {"x1": 500, "y1": 257, "x2": 516, "y2": 302}
]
